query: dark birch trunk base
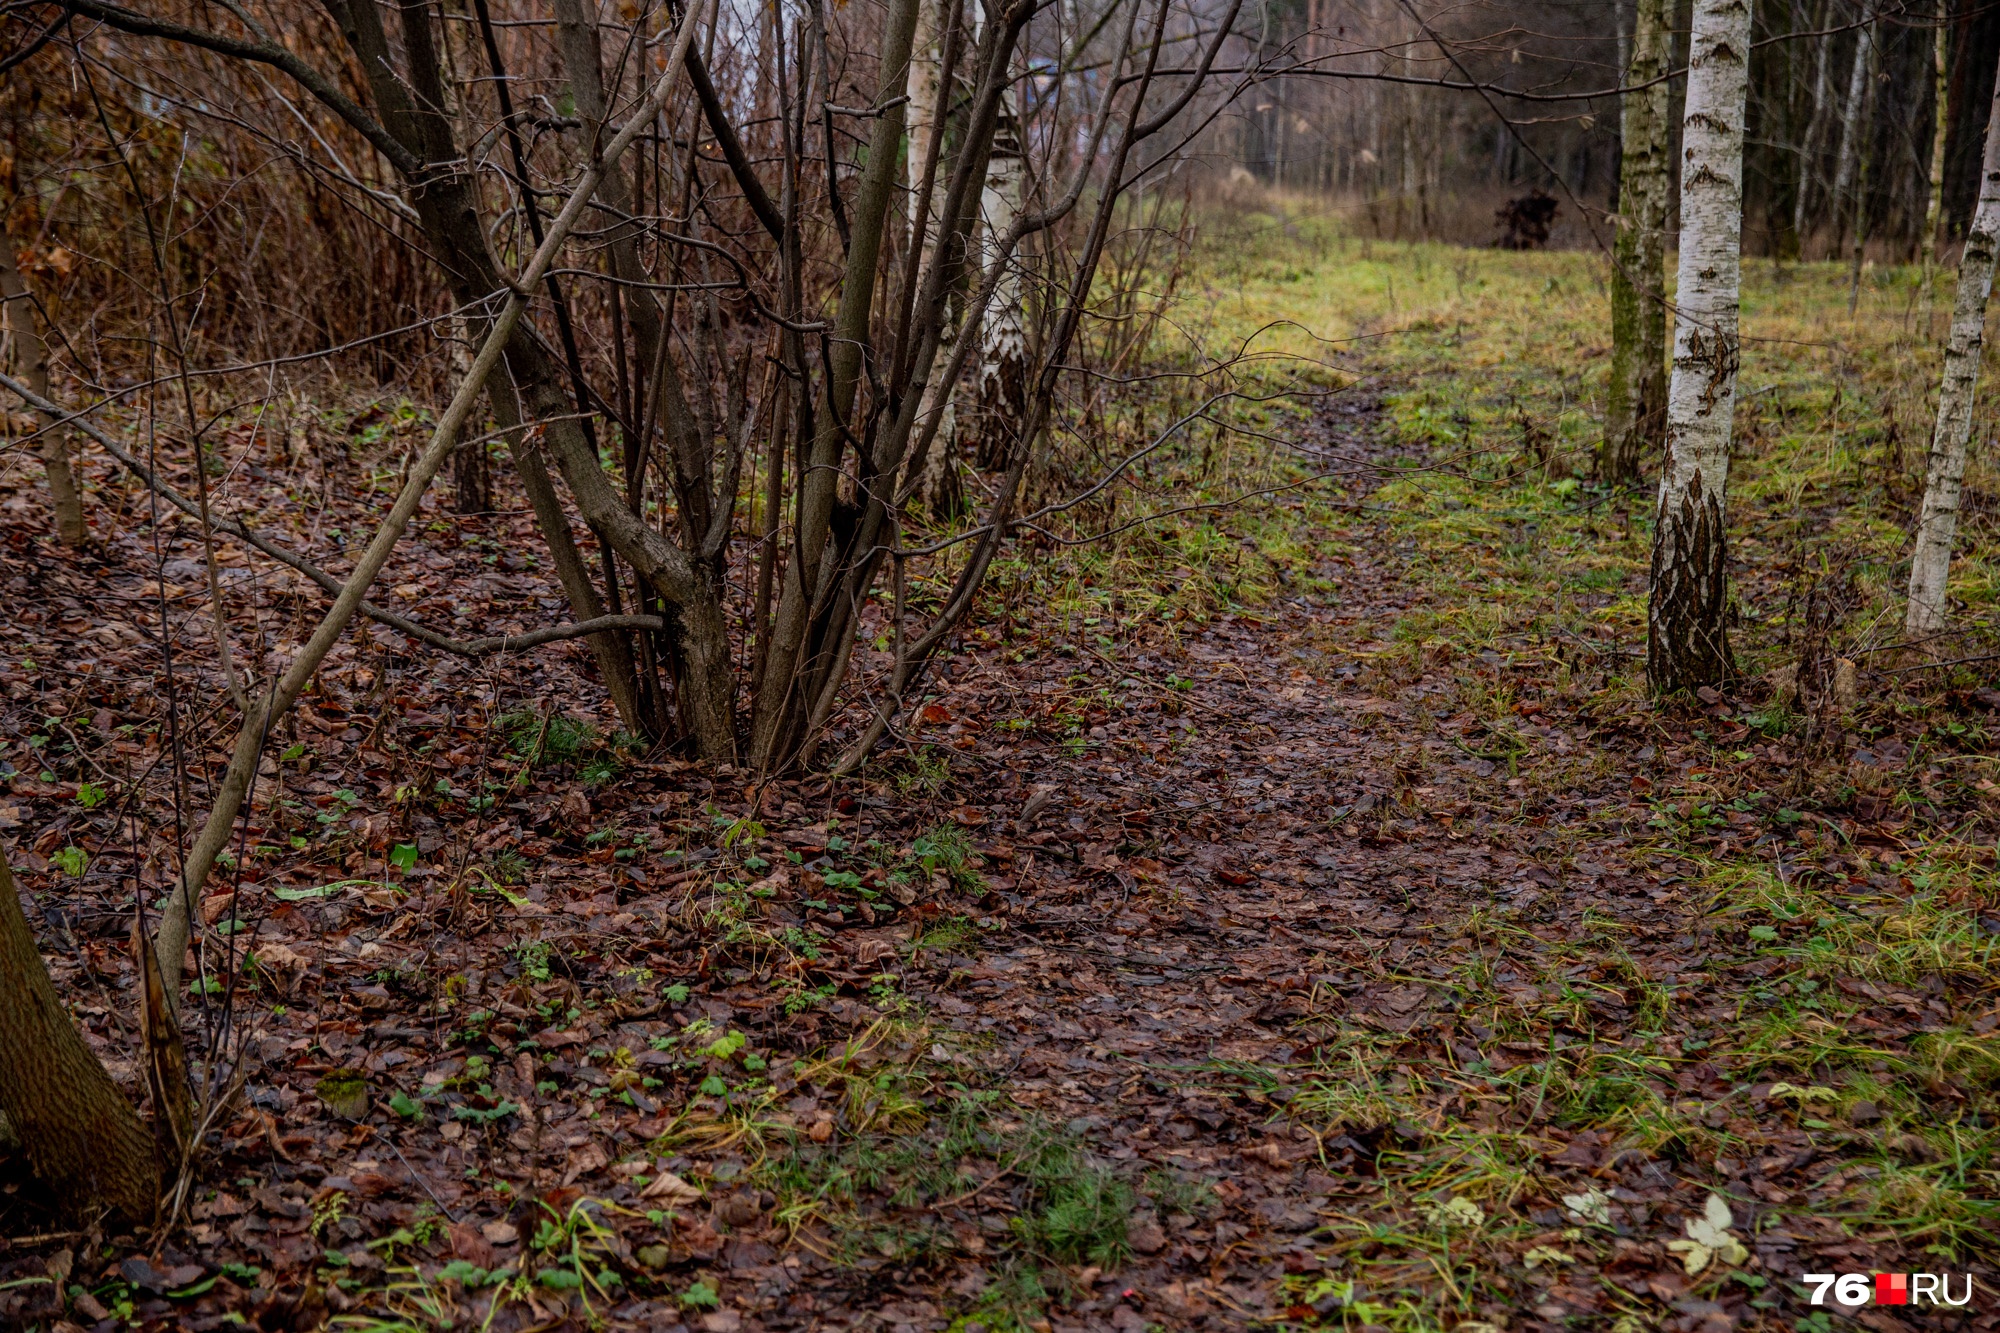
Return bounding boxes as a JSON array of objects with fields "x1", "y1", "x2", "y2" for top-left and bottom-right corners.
[{"x1": 1647, "y1": 469, "x2": 1735, "y2": 693}]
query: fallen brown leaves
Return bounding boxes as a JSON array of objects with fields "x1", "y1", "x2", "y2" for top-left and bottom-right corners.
[{"x1": 1, "y1": 394, "x2": 1997, "y2": 1333}]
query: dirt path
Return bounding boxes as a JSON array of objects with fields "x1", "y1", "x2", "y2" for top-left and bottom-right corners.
[
  {"x1": 4, "y1": 392, "x2": 1994, "y2": 1333},
  {"x1": 834, "y1": 395, "x2": 1995, "y2": 1333},
  {"x1": 882, "y1": 398, "x2": 1641, "y2": 1331}
]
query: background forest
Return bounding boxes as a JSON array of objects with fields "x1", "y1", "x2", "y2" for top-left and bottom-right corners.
[{"x1": 1, "y1": 0, "x2": 1998, "y2": 1330}]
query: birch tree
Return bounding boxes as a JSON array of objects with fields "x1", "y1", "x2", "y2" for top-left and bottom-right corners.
[
  {"x1": 1602, "y1": 0, "x2": 1672, "y2": 483},
  {"x1": 1907, "y1": 64, "x2": 2000, "y2": 641},
  {"x1": 975, "y1": 16, "x2": 1027, "y2": 469},
  {"x1": 1920, "y1": 21, "x2": 1949, "y2": 330},
  {"x1": 1647, "y1": 0, "x2": 1752, "y2": 694},
  {"x1": 905, "y1": 0, "x2": 963, "y2": 508},
  {"x1": 1792, "y1": 0, "x2": 1834, "y2": 245},
  {"x1": 1828, "y1": 16, "x2": 1873, "y2": 259}
]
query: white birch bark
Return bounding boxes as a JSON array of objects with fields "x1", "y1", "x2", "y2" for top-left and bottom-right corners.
[
  {"x1": 1920, "y1": 23, "x2": 1949, "y2": 330},
  {"x1": 1793, "y1": 0, "x2": 1834, "y2": 242},
  {"x1": 1647, "y1": 0, "x2": 1752, "y2": 693},
  {"x1": 907, "y1": 0, "x2": 945, "y2": 251},
  {"x1": 1922, "y1": 23, "x2": 1949, "y2": 272},
  {"x1": 906, "y1": 0, "x2": 959, "y2": 506},
  {"x1": 976, "y1": 29, "x2": 1027, "y2": 466},
  {"x1": 1907, "y1": 65, "x2": 2000, "y2": 641},
  {"x1": 1829, "y1": 17, "x2": 1873, "y2": 256}
]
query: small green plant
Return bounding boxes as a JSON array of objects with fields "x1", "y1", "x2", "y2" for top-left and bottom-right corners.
[
  {"x1": 784, "y1": 982, "x2": 836, "y2": 1015},
  {"x1": 895, "y1": 748, "x2": 952, "y2": 796},
  {"x1": 1010, "y1": 1142, "x2": 1134, "y2": 1267},
  {"x1": 912, "y1": 824, "x2": 981, "y2": 890},
  {"x1": 721, "y1": 816, "x2": 767, "y2": 848},
  {"x1": 50, "y1": 846, "x2": 87, "y2": 877},
  {"x1": 499, "y1": 708, "x2": 599, "y2": 764},
  {"x1": 453, "y1": 1093, "x2": 519, "y2": 1125},
  {"x1": 512, "y1": 938, "x2": 555, "y2": 982},
  {"x1": 310, "y1": 1189, "x2": 348, "y2": 1239}
]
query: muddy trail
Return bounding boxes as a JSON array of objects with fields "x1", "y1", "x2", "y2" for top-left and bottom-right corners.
[
  {"x1": 751, "y1": 390, "x2": 1998, "y2": 1333},
  {"x1": 844, "y1": 395, "x2": 1764, "y2": 1332},
  {"x1": 1, "y1": 389, "x2": 1994, "y2": 1333}
]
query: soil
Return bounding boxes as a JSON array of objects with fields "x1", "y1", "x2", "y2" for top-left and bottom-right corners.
[{"x1": 1, "y1": 392, "x2": 1995, "y2": 1333}]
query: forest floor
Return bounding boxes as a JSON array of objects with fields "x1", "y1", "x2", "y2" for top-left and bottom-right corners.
[{"x1": 3, "y1": 223, "x2": 2000, "y2": 1333}]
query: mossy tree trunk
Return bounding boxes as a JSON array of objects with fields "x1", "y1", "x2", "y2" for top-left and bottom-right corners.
[{"x1": 1602, "y1": 0, "x2": 1672, "y2": 484}]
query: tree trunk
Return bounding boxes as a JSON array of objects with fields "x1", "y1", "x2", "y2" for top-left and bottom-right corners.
[
  {"x1": 1907, "y1": 62, "x2": 2000, "y2": 641},
  {"x1": 551, "y1": 0, "x2": 663, "y2": 389},
  {"x1": 452, "y1": 430, "x2": 491, "y2": 513},
  {"x1": 749, "y1": 0, "x2": 924, "y2": 769},
  {"x1": 907, "y1": 0, "x2": 947, "y2": 256},
  {"x1": 1793, "y1": 0, "x2": 1834, "y2": 246},
  {"x1": 1922, "y1": 21, "x2": 1950, "y2": 329},
  {"x1": 0, "y1": 853, "x2": 160, "y2": 1222},
  {"x1": 1602, "y1": 0, "x2": 1672, "y2": 484},
  {"x1": 1844, "y1": 26, "x2": 1878, "y2": 313},
  {"x1": 974, "y1": 24, "x2": 1026, "y2": 471},
  {"x1": 447, "y1": 316, "x2": 493, "y2": 512},
  {"x1": 1829, "y1": 16, "x2": 1873, "y2": 260},
  {"x1": 487, "y1": 373, "x2": 647, "y2": 731},
  {"x1": 1647, "y1": 0, "x2": 1751, "y2": 696},
  {"x1": 905, "y1": 0, "x2": 963, "y2": 512},
  {"x1": 0, "y1": 245, "x2": 87, "y2": 546},
  {"x1": 330, "y1": 0, "x2": 700, "y2": 745}
]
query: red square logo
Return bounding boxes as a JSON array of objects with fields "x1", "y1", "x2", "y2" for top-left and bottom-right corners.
[{"x1": 1875, "y1": 1273, "x2": 1908, "y2": 1306}]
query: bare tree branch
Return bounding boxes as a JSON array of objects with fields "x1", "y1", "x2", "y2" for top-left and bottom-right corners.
[{"x1": 56, "y1": 0, "x2": 422, "y2": 175}]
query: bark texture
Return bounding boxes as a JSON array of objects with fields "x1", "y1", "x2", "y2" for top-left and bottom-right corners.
[
  {"x1": 1908, "y1": 62, "x2": 2000, "y2": 641},
  {"x1": 0, "y1": 244, "x2": 87, "y2": 545},
  {"x1": 1793, "y1": 0, "x2": 1835, "y2": 244},
  {"x1": 1829, "y1": 19, "x2": 1873, "y2": 258},
  {"x1": 975, "y1": 32, "x2": 1026, "y2": 470},
  {"x1": 0, "y1": 854, "x2": 160, "y2": 1221},
  {"x1": 1923, "y1": 21, "x2": 1950, "y2": 284},
  {"x1": 905, "y1": 0, "x2": 962, "y2": 510},
  {"x1": 1648, "y1": 0, "x2": 1751, "y2": 695},
  {"x1": 1602, "y1": 0, "x2": 1672, "y2": 484}
]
